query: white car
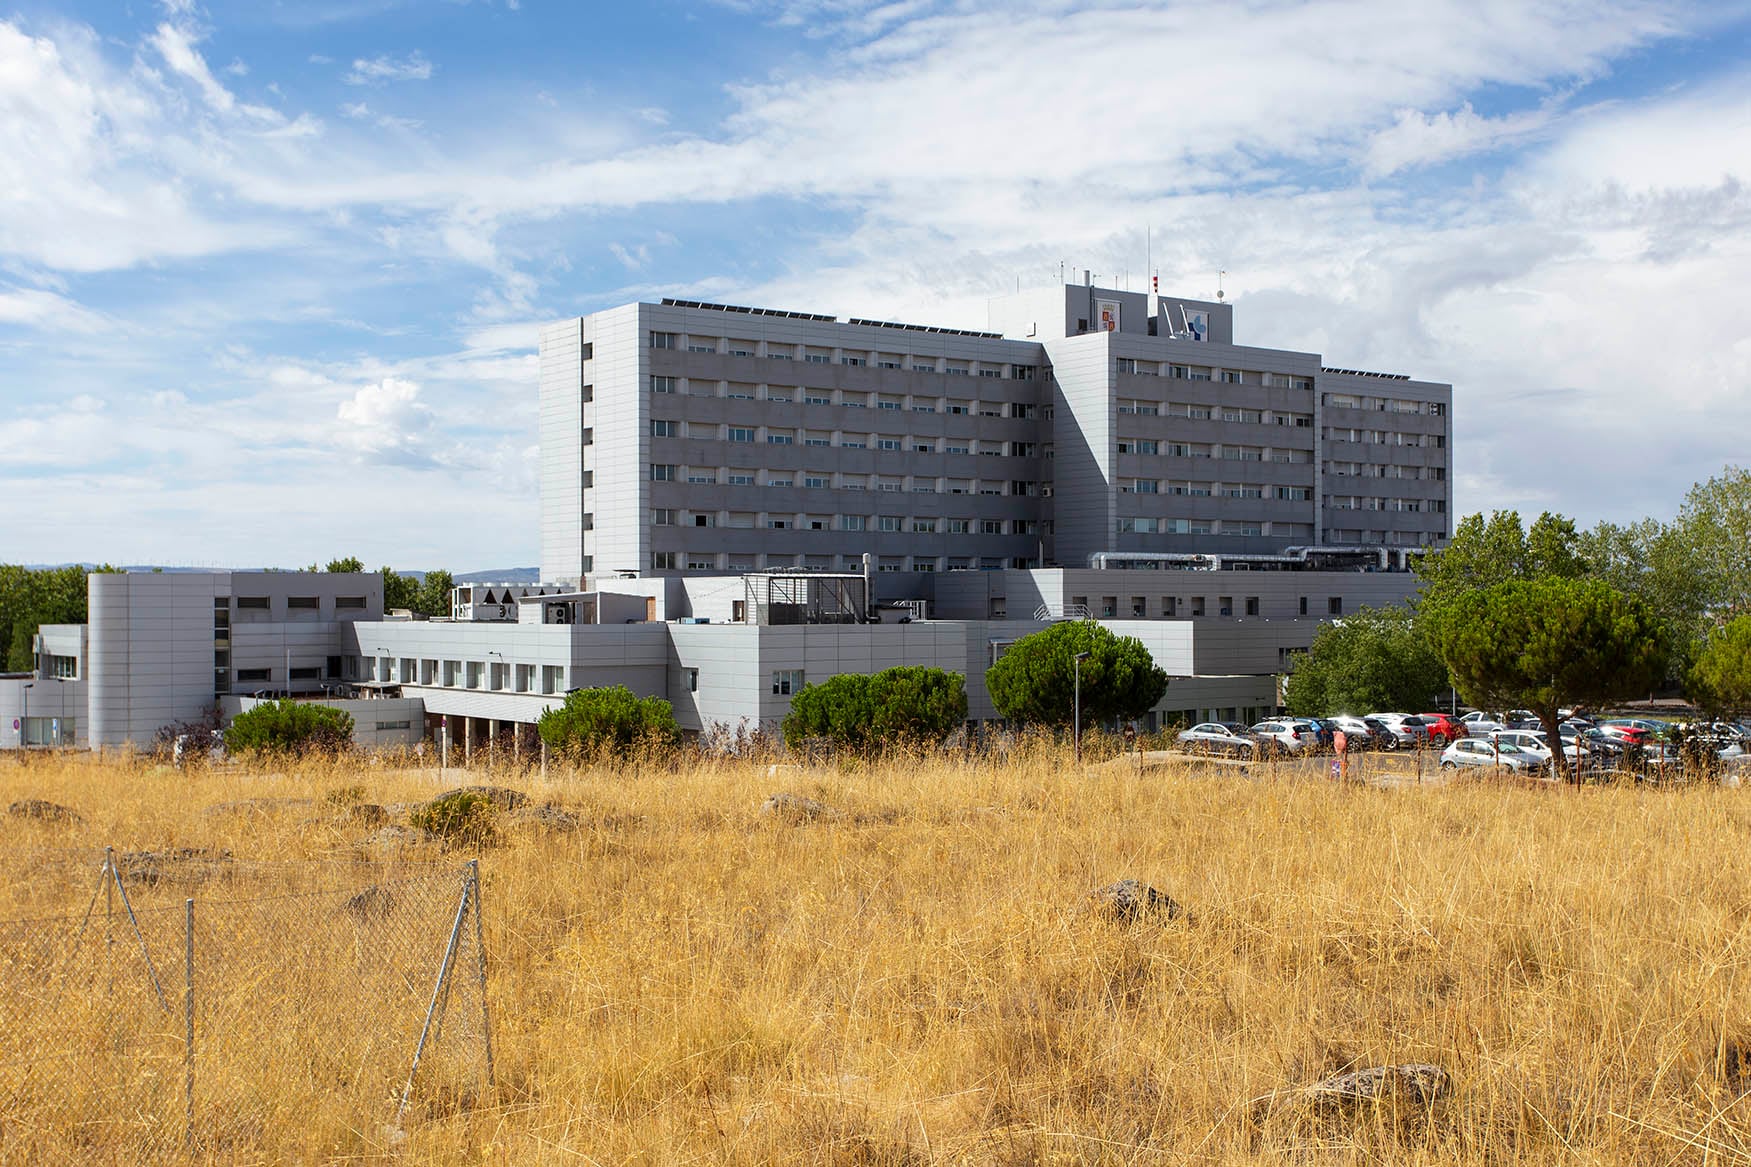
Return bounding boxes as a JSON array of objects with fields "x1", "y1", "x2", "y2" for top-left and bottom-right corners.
[
  {"x1": 1249, "y1": 720, "x2": 1311, "y2": 753},
  {"x1": 1460, "y1": 711, "x2": 1507, "y2": 736},
  {"x1": 1490, "y1": 729, "x2": 1583, "y2": 769},
  {"x1": 1440, "y1": 737, "x2": 1541, "y2": 773},
  {"x1": 1368, "y1": 713, "x2": 1432, "y2": 749}
]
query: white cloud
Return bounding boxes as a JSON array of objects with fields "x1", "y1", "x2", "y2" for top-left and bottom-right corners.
[
  {"x1": 0, "y1": 288, "x2": 107, "y2": 332},
  {"x1": 149, "y1": 20, "x2": 281, "y2": 123},
  {"x1": 344, "y1": 51, "x2": 433, "y2": 85},
  {"x1": 1363, "y1": 102, "x2": 1555, "y2": 178},
  {"x1": 336, "y1": 377, "x2": 438, "y2": 466}
]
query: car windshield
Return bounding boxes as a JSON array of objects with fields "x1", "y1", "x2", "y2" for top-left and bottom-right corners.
[{"x1": 1400, "y1": 716, "x2": 1425, "y2": 726}]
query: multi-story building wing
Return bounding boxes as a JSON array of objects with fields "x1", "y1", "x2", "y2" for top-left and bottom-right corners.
[
  {"x1": 540, "y1": 301, "x2": 1053, "y2": 585},
  {"x1": 543, "y1": 283, "x2": 1451, "y2": 589}
]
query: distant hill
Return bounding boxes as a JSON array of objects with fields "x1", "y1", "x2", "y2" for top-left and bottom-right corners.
[{"x1": 452, "y1": 567, "x2": 541, "y2": 585}]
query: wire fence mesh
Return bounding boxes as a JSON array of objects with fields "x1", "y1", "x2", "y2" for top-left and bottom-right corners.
[{"x1": 0, "y1": 849, "x2": 491, "y2": 1162}]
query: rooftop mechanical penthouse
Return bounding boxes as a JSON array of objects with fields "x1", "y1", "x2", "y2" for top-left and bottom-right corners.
[{"x1": 539, "y1": 281, "x2": 1452, "y2": 588}]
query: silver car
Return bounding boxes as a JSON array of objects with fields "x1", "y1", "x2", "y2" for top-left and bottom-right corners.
[
  {"x1": 1177, "y1": 722, "x2": 1263, "y2": 757},
  {"x1": 1440, "y1": 737, "x2": 1540, "y2": 772},
  {"x1": 1367, "y1": 713, "x2": 1432, "y2": 750}
]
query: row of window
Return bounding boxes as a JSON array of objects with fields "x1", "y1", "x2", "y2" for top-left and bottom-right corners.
[
  {"x1": 1324, "y1": 393, "x2": 1446, "y2": 416},
  {"x1": 1328, "y1": 497, "x2": 1448, "y2": 513},
  {"x1": 653, "y1": 509, "x2": 1048, "y2": 535},
  {"x1": 1326, "y1": 428, "x2": 1446, "y2": 448},
  {"x1": 646, "y1": 466, "x2": 1048, "y2": 495},
  {"x1": 1115, "y1": 441, "x2": 1311, "y2": 463},
  {"x1": 651, "y1": 331, "x2": 1039, "y2": 379},
  {"x1": 1114, "y1": 518, "x2": 1318, "y2": 537},
  {"x1": 652, "y1": 552, "x2": 1038, "y2": 573},
  {"x1": 651, "y1": 421, "x2": 1043, "y2": 457},
  {"x1": 1115, "y1": 359, "x2": 1314, "y2": 390},
  {"x1": 1328, "y1": 529, "x2": 1440, "y2": 545},
  {"x1": 1121, "y1": 482, "x2": 1314, "y2": 500},
  {"x1": 1075, "y1": 594, "x2": 1342, "y2": 618},
  {"x1": 1118, "y1": 401, "x2": 1314, "y2": 427},
  {"x1": 1326, "y1": 462, "x2": 1446, "y2": 480},
  {"x1": 647, "y1": 376, "x2": 1041, "y2": 414},
  {"x1": 227, "y1": 595, "x2": 370, "y2": 611}
]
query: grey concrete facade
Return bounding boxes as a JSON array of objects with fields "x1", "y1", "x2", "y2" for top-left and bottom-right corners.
[{"x1": 540, "y1": 284, "x2": 1451, "y2": 591}]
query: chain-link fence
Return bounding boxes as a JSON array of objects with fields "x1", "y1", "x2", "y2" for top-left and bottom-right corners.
[{"x1": 0, "y1": 850, "x2": 491, "y2": 1161}]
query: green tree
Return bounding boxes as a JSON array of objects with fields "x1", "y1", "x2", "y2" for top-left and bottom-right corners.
[
  {"x1": 1283, "y1": 605, "x2": 1448, "y2": 717},
  {"x1": 1416, "y1": 510, "x2": 1587, "y2": 612},
  {"x1": 1672, "y1": 466, "x2": 1751, "y2": 622},
  {"x1": 224, "y1": 700, "x2": 354, "y2": 756},
  {"x1": 1428, "y1": 577, "x2": 1666, "y2": 782},
  {"x1": 985, "y1": 621, "x2": 1168, "y2": 729},
  {"x1": 415, "y1": 569, "x2": 455, "y2": 618},
  {"x1": 379, "y1": 566, "x2": 420, "y2": 612},
  {"x1": 325, "y1": 556, "x2": 365, "y2": 573},
  {"x1": 782, "y1": 666, "x2": 967, "y2": 752},
  {"x1": 537, "y1": 684, "x2": 681, "y2": 755},
  {"x1": 1577, "y1": 517, "x2": 1707, "y2": 678},
  {"x1": 0, "y1": 564, "x2": 115, "y2": 672},
  {"x1": 1686, "y1": 615, "x2": 1751, "y2": 720}
]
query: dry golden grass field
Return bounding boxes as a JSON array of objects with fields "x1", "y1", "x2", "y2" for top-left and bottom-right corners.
[{"x1": 4, "y1": 746, "x2": 1751, "y2": 1164}]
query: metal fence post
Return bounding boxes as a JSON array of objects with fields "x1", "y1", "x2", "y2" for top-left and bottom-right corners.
[
  {"x1": 109, "y1": 852, "x2": 169, "y2": 1012},
  {"x1": 184, "y1": 898, "x2": 195, "y2": 1153},
  {"x1": 398, "y1": 872, "x2": 471, "y2": 1119},
  {"x1": 469, "y1": 859, "x2": 495, "y2": 1087}
]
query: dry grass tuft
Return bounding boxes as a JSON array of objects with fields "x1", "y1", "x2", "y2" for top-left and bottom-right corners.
[{"x1": 2, "y1": 748, "x2": 1750, "y2": 1163}]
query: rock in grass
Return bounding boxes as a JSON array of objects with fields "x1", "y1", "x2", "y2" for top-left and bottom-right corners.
[
  {"x1": 1307, "y1": 1064, "x2": 1449, "y2": 1109},
  {"x1": 1092, "y1": 878, "x2": 1184, "y2": 923},
  {"x1": 343, "y1": 884, "x2": 396, "y2": 922},
  {"x1": 447, "y1": 785, "x2": 529, "y2": 812},
  {"x1": 7, "y1": 799, "x2": 83, "y2": 824},
  {"x1": 760, "y1": 792, "x2": 840, "y2": 823},
  {"x1": 115, "y1": 847, "x2": 233, "y2": 885},
  {"x1": 507, "y1": 803, "x2": 580, "y2": 831},
  {"x1": 358, "y1": 824, "x2": 440, "y2": 851}
]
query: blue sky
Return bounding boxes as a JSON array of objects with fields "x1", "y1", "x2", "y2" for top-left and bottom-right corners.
[{"x1": 3, "y1": 0, "x2": 1750, "y2": 570}]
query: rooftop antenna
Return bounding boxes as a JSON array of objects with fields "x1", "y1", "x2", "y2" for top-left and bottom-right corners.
[{"x1": 1217, "y1": 269, "x2": 1226, "y2": 302}]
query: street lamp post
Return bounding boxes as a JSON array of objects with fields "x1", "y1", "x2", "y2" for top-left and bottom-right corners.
[
  {"x1": 1073, "y1": 651, "x2": 1091, "y2": 763},
  {"x1": 20, "y1": 682, "x2": 32, "y2": 751}
]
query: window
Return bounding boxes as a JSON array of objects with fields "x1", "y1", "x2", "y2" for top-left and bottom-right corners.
[
  {"x1": 651, "y1": 375, "x2": 676, "y2": 394},
  {"x1": 652, "y1": 552, "x2": 677, "y2": 570},
  {"x1": 686, "y1": 668, "x2": 699, "y2": 692},
  {"x1": 727, "y1": 427, "x2": 754, "y2": 443},
  {"x1": 1223, "y1": 370, "x2": 1243, "y2": 384},
  {"x1": 1328, "y1": 597, "x2": 1343, "y2": 616},
  {"x1": 727, "y1": 473, "x2": 755, "y2": 486},
  {"x1": 806, "y1": 352, "x2": 830, "y2": 364},
  {"x1": 767, "y1": 518, "x2": 790, "y2": 529},
  {"x1": 767, "y1": 433, "x2": 793, "y2": 445},
  {"x1": 687, "y1": 471, "x2": 716, "y2": 485},
  {"x1": 1299, "y1": 597, "x2": 1309, "y2": 616},
  {"x1": 877, "y1": 398, "x2": 901, "y2": 410},
  {"x1": 1219, "y1": 597, "x2": 1233, "y2": 616},
  {"x1": 650, "y1": 331, "x2": 676, "y2": 349},
  {"x1": 335, "y1": 596, "x2": 367, "y2": 610},
  {"x1": 840, "y1": 515, "x2": 866, "y2": 531},
  {"x1": 772, "y1": 669, "x2": 804, "y2": 696},
  {"x1": 287, "y1": 596, "x2": 319, "y2": 611},
  {"x1": 651, "y1": 464, "x2": 676, "y2": 481},
  {"x1": 878, "y1": 515, "x2": 903, "y2": 532},
  {"x1": 651, "y1": 419, "x2": 677, "y2": 437},
  {"x1": 913, "y1": 363, "x2": 936, "y2": 373},
  {"x1": 1245, "y1": 597, "x2": 1260, "y2": 616},
  {"x1": 981, "y1": 520, "x2": 1003, "y2": 535},
  {"x1": 842, "y1": 356, "x2": 866, "y2": 367},
  {"x1": 946, "y1": 519, "x2": 970, "y2": 534},
  {"x1": 1012, "y1": 366, "x2": 1035, "y2": 381},
  {"x1": 805, "y1": 393, "x2": 832, "y2": 405},
  {"x1": 914, "y1": 443, "x2": 933, "y2": 454},
  {"x1": 652, "y1": 508, "x2": 675, "y2": 525},
  {"x1": 581, "y1": 427, "x2": 594, "y2": 447},
  {"x1": 692, "y1": 513, "x2": 716, "y2": 527},
  {"x1": 878, "y1": 438, "x2": 902, "y2": 451},
  {"x1": 236, "y1": 668, "x2": 271, "y2": 683},
  {"x1": 804, "y1": 475, "x2": 830, "y2": 489},
  {"x1": 912, "y1": 518, "x2": 937, "y2": 533}
]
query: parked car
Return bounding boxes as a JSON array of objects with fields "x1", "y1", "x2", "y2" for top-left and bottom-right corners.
[
  {"x1": 1250, "y1": 720, "x2": 1311, "y2": 753},
  {"x1": 1596, "y1": 721, "x2": 1655, "y2": 747},
  {"x1": 1329, "y1": 715, "x2": 1380, "y2": 749},
  {"x1": 1557, "y1": 724, "x2": 1631, "y2": 765},
  {"x1": 1416, "y1": 713, "x2": 1465, "y2": 744},
  {"x1": 1460, "y1": 711, "x2": 1507, "y2": 736},
  {"x1": 1177, "y1": 722, "x2": 1264, "y2": 757},
  {"x1": 1296, "y1": 718, "x2": 1336, "y2": 749},
  {"x1": 1503, "y1": 709, "x2": 1543, "y2": 730},
  {"x1": 1368, "y1": 713, "x2": 1432, "y2": 750},
  {"x1": 1440, "y1": 737, "x2": 1541, "y2": 773},
  {"x1": 1490, "y1": 729, "x2": 1584, "y2": 771}
]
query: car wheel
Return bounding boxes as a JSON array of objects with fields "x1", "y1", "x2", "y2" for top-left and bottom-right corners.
[
  {"x1": 1382, "y1": 736, "x2": 1399, "y2": 751},
  {"x1": 1439, "y1": 760, "x2": 1455, "y2": 769}
]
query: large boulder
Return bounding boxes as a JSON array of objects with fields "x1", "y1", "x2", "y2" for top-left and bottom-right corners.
[
  {"x1": 1307, "y1": 1064, "x2": 1450, "y2": 1110},
  {"x1": 7, "y1": 799, "x2": 82, "y2": 824},
  {"x1": 1091, "y1": 878, "x2": 1185, "y2": 923},
  {"x1": 760, "y1": 792, "x2": 841, "y2": 824}
]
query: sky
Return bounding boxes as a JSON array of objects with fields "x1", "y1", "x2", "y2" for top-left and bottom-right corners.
[{"x1": 2, "y1": 0, "x2": 1749, "y2": 571}]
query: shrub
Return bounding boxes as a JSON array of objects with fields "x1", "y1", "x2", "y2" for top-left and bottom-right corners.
[
  {"x1": 409, "y1": 790, "x2": 499, "y2": 848},
  {"x1": 783, "y1": 667, "x2": 966, "y2": 753},
  {"x1": 537, "y1": 684, "x2": 682, "y2": 756},
  {"x1": 985, "y1": 622, "x2": 1168, "y2": 729},
  {"x1": 224, "y1": 700, "x2": 354, "y2": 757}
]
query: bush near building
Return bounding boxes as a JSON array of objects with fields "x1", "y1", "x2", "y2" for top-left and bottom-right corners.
[
  {"x1": 985, "y1": 621, "x2": 1168, "y2": 729},
  {"x1": 537, "y1": 685, "x2": 681, "y2": 755},
  {"x1": 224, "y1": 700, "x2": 354, "y2": 756},
  {"x1": 782, "y1": 666, "x2": 967, "y2": 753}
]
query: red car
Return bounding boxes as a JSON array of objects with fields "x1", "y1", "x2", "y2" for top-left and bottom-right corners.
[{"x1": 1417, "y1": 713, "x2": 1465, "y2": 744}]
